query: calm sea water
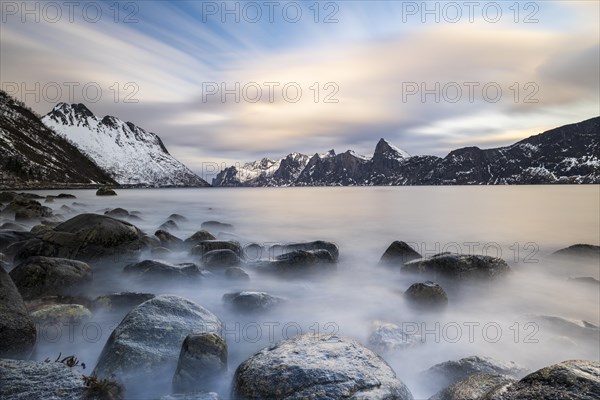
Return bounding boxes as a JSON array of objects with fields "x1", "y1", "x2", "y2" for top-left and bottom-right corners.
[{"x1": 24, "y1": 185, "x2": 600, "y2": 399}]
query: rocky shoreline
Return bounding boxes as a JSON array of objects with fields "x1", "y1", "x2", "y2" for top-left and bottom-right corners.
[{"x1": 1, "y1": 189, "x2": 599, "y2": 400}]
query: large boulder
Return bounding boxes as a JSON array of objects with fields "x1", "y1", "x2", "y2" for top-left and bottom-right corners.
[
  {"x1": 498, "y1": 359, "x2": 600, "y2": 399},
  {"x1": 403, "y1": 281, "x2": 448, "y2": 311},
  {"x1": 429, "y1": 373, "x2": 516, "y2": 400},
  {"x1": 13, "y1": 213, "x2": 145, "y2": 264},
  {"x1": 94, "y1": 295, "x2": 223, "y2": 394},
  {"x1": 270, "y1": 240, "x2": 340, "y2": 261},
  {"x1": 223, "y1": 291, "x2": 284, "y2": 312},
  {"x1": 402, "y1": 253, "x2": 511, "y2": 281},
  {"x1": 3, "y1": 197, "x2": 53, "y2": 221},
  {"x1": 155, "y1": 229, "x2": 185, "y2": 250},
  {"x1": 0, "y1": 267, "x2": 36, "y2": 359},
  {"x1": 184, "y1": 231, "x2": 217, "y2": 247},
  {"x1": 172, "y1": 333, "x2": 227, "y2": 393},
  {"x1": 124, "y1": 260, "x2": 201, "y2": 280},
  {"x1": 96, "y1": 187, "x2": 117, "y2": 196},
  {"x1": 255, "y1": 249, "x2": 336, "y2": 277},
  {"x1": 202, "y1": 249, "x2": 241, "y2": 270},
  {"x1": 9, "y1": 256, "x2": 92, "y2": 300},
  {"x1": 233, "y1": 334, "x2": 413, "y2": 399},
  {"x1": 0, "y1": 359, "x2": 86, "y2": 400},
  {"x1": 380, "y1": 241, "x2": 422, "y2": 266},
  {"x1": 421, "y1": 356, "x2": 528, "y2": 393}
]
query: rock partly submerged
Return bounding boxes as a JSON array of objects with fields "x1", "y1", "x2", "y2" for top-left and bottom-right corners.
[
  {"x1": 403, "y1": 281, "x2": 448, "y2": 311},
  {"x1": 380, "y1": 240, "x2": 422, "y2": 266},
  {"x1": 402, "y1": 253, "x2": 511, "y2": 281},
  {"x1": 233, "y1": 333, "x2": 414, "y2": 400},
  {"x1": 223, "y1": 291, "x2": 284, "y2": 312},
  {"x1": 94, "y1": 295, "x2": 222, "y2": 394}
]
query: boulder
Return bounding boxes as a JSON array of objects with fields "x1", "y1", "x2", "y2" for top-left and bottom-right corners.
[
  {"x1": 9, "y1": 256, "x2": 92, "y2": 300},
  {"x1": 368, "y1": 321, "x2": 422, "y2": 353},
  {"x1": 94, "y1": 295, "x2": 223, "y2": 394},
  {"x1": 403, "y1": 281, "x2": 448, "y2": 310},
  {"x1": 124, "y1": 260, "x2": 201, "y2": 280},
  {"x1": 498, "y1": 359, "x2": 600, "y2": 400},
  {"x1": 201, "y1": 221, "x2": 234, "y2": 232},
  {"x1": 4, "y1": 197, "x2": 53, "y2": 221},
  {"x1": 30, "y1": 304, "x2": 91, "y2": 325},
  {"x1": 552, "y1": 244, "x2": 600, "y2": 259},
  {"x1": 402, "y1": 253, "x2": 511, "y2": 281},
  {"x1": 255, "y1": 249, "x2": 336, "y2": 277},
  {"x1": 184, "y1": 230, "x2": 217, "y2": 247},
  {"x1": 0, "y1": 267, "x2": 36, "y2": 359},
  {"x1": 429, "y1": 373, "x2": 515, "y2": 400},
  {"x1": 233, "y1": 334, "x2": 414, "y2": 399},
  {"x1": 225, "y1": 267, "x2": 250, "y2": 281},
  {"x1": 191, "y1": 240, "x2": 242, "y2": 257},
  {"x1": 0, "y1": 359, "x2": 86, "y2": 400},
  {"x1": 13, "y1": 213, "x2": 145, "y2": 264},
  {"x1": 96, "y1": 187, "x2": 117, "y2": 196},
  {"x1": 270, "y1": 240, "x2": 340, "y2": 261},
  {"x1": 30, "y1": 224, "x2": 53, "y2": 236},
  {"x1": 57, "y1": 193, "x2": 76, "y2": 199},
  {"x1": 203, "y1": 249, "x2": 241, "y2": 270},
  {"x1": 380, "y1": 241, "x2": 422, "y2": 266},
  {"x1": 104, "y1": 207, "x2": 129, "y2": 219},
  {"x1": 223, "y1": 291, "x2": 284, "y2": 312},
  {"x1": 172, "y1": 333, "x2": 227, "y2": 393},
  {"x1": 155, "y1": 229, "x2": 185, "y2": 250},
  {"x1": 421, "y1": 356, "x2": 528, "y2": 393}
]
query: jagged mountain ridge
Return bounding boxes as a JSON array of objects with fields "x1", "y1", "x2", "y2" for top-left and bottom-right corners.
[
  {"x1": 42, "y1": 103, "x2": 209, "y2": 187},
  {"x1": 213, "y1": 117, "x2": 600, "y2": 186},
  {"x1": 0, "y1": 91, "x2": 116, "y2": 189}
]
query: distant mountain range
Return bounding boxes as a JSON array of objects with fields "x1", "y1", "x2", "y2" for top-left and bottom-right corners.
[
  {"x1": 42, "y1": 103, "x2": 209, "y2": 187},
  {"x1": 213, "y1": 117, "x2": 599, "y2": 186}
]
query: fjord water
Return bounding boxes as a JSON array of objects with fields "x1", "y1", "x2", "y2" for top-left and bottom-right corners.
[{"x1": 30, "y1": 186, "x2": 599, "y2": 399}]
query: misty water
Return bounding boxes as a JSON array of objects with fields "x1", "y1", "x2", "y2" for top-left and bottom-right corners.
[{"x1": 25, "y1": 185, "x2": 600, "y2": 399}]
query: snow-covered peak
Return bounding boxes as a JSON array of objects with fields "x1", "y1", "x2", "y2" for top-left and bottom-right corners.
[
  {"x1": 347, "y1": 150, "x2": 371, "y2": 161},
  {"x1": 319, "y1": 149, "x2": 336, "y2": 158},
  {"x1": 42, "y1": 103, "x2": 208, "y2": 187},
  {"x1": 374, "y1": 138, "x2": 411, "y2": 160}
]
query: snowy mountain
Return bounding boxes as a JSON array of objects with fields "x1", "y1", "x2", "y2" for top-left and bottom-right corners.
[
  {"x1": 0, "y1": 91, "x2": 115, "y2": 189},
  {"x1": 42, "y1": 103, "x2": 209, "y2": 187},
  {"x1": 213, "y1": 117, "x2": 600, "y2": 186}
]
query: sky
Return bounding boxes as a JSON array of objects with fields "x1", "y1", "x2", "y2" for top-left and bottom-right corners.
[{"x1": 1, "y1": 0, "x2": 599, "y2": 177}]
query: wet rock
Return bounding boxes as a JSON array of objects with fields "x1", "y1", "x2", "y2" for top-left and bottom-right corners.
[
  {"x1": 92, "y1": 292, "x2": 155, "y2": 312},
  {"x1": 402, "y1": 253, "x2": 511, "y2": 281},
  {"x1": 498, "y1": 359, "x2": 600, "y2": 400},
  {"x1": 380, "y1": 240, "x2": 422, "y2": 266},
  {"x1": 57, "y1": 193, "x2": 76, "y2": 199},
  {"x1": 104, "y1": 207, "x2": 129, "y2": 219},
  {"x1": 368, "y1": 321, "x2": 422, "y2": 353},
  {"x1": 168, "y1": 213, "x2": 187, "y2": 222},
  {"x1": 429, "y1": 373, "x2": 515, "y2": 400},
  {"x1": 172, "y1": 333, "x2": 227, "y2": 393},
  {"x1": 94, "y1": 295, "x2": 223, "y2": 393},
  {"x1": 422, "y1": 356, "x2": 528, "y2": 393},
  {"x1": 0, "y1": 222, "x2": 27, "y2": 232},
  {"x1": 191, "y1": 240, "x2": 242, "y2": 257},
  {"x1": 184, "y1": 230, "x2": 217, "y2": 247},
  {"x1": 155, "y1": 229, "x2": 185, "y2": 250},
  {"x1": 255, "y1": 249, "x2": 336, "y2": 277},
  {"x1": 0, "y1": 191, "x2": 18, "y2": 202},
  {"x1": 124, "y1": 260, "x2": 201, "y2": 280},
  {"x1": 13, "y1": 213, "x2": 145, "y2": 264},
  {"x1": 4, "y1": 197, "x2": 53, "y2": 221},
  {"x1": 30, "y1": 224, "x2": 53, "y2": 236},
  {"x1": 203, "y1": 249, "x2": 241, "y2": 270},
  {"x1": 30, "y1": 304, "x2": 91, "y2": 325},
  {"x1": 403, "y1": 281, "x2": 448, "y2": 310},
  {"x1": 0, "y1": 267, "x2": 36, "y2": 359},
  {"x1": 223, "y1": 291, "x2": 284, "y2": 312},
  {"x1": 271, "y1": 240, "x2": 340, "y2": 261},
  {"x1": 151, "y1": 246, "x2": 173, "y2": 257},
  {"x1": 233, "y1": 333, "x2": 414, "y2": 400},
  {"x1": 9, "y1": 256, "x2": 92, "y2": 300},
  {"x1": 96, "y1": 187, "x2": 117, "y2": 196},
  {"x1": 225, "y1": 267, "x2": 250, "y2": 281},
  {"x1": 0, "y1": 359, "x2": 86, "y2": 400},
  {"x1": 201, "y1": 220, "x2": 234, "y2": 232},
  {"x1": 160, "y1": 219, "x2": 180, "y2": 231},
  {"x1": 552, "y1": 244, "x2": 600, "y2": 259}
]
